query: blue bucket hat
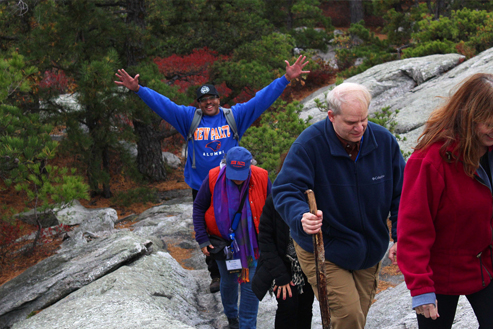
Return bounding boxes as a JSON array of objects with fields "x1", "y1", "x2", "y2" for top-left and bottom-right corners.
[{"x1": 225, "y1": 147, "x2": 252, "y2": 181}]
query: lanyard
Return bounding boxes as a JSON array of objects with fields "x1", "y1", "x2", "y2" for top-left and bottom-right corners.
[{"x1": 229, "y1": 186, "x2": 249, "y2": 242}]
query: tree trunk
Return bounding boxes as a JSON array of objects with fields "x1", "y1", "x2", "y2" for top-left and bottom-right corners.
[
  {"x1": 87, "y1": 126, "x2": 101, "y2": 194},
  {"x1": 123, "y1": 0, "x2": 171, "y2": 182},
  {"x1": 350, "y1": 0, "x2": 364, "y2": 24},
  {"x1": 434, "y1": 0, "x2": 445, "y2": 19},
  {"x1": 285, "y1": 0, "x2": 294, "y2": 30},
  {"x1": 393, "y1": 0, "x2": 403, "y2": 12},
  {"x1": 124, "y1": 0, "x2": 146, "y2": 67},
  {"x1": 102, "y1": 146, "x2": 112, "y2": 198},
  {"x1": 427, "y1": 0, "x2": 433, "y2": 14},
  {"x1": 133, "y1": 119, "x2": 168, "y2": 182}
]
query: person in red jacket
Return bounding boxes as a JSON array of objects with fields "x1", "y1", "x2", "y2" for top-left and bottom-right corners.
[{"x1": 397, "y1": 73, "x2": 493, "y2": 328}]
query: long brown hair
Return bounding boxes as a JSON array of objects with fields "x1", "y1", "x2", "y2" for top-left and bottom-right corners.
[{"x1": 416, "y1": 73, "x2": 493, "y2": 177}]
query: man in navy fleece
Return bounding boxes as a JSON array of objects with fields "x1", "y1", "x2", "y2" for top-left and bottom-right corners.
[
  {"x1": 115, "y1": 55, "x2": 309, "y2": 293},
  {"x1": 273, "y1": 82, "x2": 405, "y2": 329}
]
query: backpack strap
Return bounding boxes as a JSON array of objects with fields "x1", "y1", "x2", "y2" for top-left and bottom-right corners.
[
  {"x1": 222, "y1": 107, "x2": 240, "y2": 144},
  {"x1": 187, "y1": 109, "x2": 203, "y2": 169}
]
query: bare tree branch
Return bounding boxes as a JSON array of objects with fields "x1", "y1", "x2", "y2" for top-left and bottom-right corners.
[
  {"x1": 2, "y1": 0, "x2": 29, "y2": 16},
  {"x1": 0, "y1": 35, "x2": 19, "y2": 41}
]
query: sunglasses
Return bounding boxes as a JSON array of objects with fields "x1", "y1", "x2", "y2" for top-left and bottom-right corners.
[{"x1": 199, "y1": 95, "x2": 218, "y2": 103}]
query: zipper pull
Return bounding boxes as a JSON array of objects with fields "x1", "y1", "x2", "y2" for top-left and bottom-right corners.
[{"x1": 477, "y1": 252, "x2": 485, "y2": 286}]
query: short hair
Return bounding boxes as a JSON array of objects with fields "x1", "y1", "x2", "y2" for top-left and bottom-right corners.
[{"x1": 326, "y1": 83, "x2": 372, "y2": 115}]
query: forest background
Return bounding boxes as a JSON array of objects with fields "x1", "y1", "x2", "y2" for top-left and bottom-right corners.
[{"x1": 1, "y1": 0, "x2": 493, "y2": 284}]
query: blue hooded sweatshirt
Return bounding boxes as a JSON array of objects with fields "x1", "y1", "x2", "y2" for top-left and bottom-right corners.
[
  {"x1": 273, "y1": 118, "x2": 405, "y2": 271},
  {"x1": 136, "y1": 76, "x2": 290, "y2": 190}
]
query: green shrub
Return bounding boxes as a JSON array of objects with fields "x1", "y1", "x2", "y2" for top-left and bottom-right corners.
[
  {"x1": 338, "y1": 52, "x2": 396, "y2": 78},
  {"x1": 291, "y1": 28, "x2": 331, "y2": 52},
  {"x1": 453, "y1": 8, "x2": 490, "y2": 41},
  {"x1": 369, "y1": 106, "x2": 398, "y2": 134},
  {"x1": 242, "y1": 100, "x2": 311, "y2": 180},
  {"x1": 112, "y1": 187, "x2": 159, "y2": 208},
  {"x1": 334, "y1": 22, "x2": 397, "y2": 79},
  {"x1": 403, "y1": 8, "x2": 492, "y2": 58},
  {"x1": 413, "y1": 15, "x2": 458, "y2": 42},
  {"x1": 465, "y1": 13, "x2": 493, "y2": 54},
  {"x1": 378, "y1": 4, "x2": 428, "y2": 46},
  {"x1": 369, "y1": 106, "x2": 411, "y2": 159},
  {"x1": 402, "y1": 39, "x2": 457, "y2": 58}
]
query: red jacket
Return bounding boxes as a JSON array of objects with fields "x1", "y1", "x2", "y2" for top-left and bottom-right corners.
[
  {"x1": 205, "y1": 165, "x2": 269, "y2": 237},
  {"x1": 397, "y1": 142, "x2": 493, "y2": 297}
]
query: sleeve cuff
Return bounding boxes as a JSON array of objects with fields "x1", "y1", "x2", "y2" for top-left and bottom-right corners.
[
  {"x1": 412, "y1": 292, "x2": 436, "y2": 309},
  {"x1": 275, "y1": 273, "x2": 291, "y2": 287},
  {"x1": 199, "y1": 241, "x2": 211, "y2": 249}
]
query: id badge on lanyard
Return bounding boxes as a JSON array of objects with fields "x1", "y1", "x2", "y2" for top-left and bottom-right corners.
[
  {"x1": 224, "y1": 244, "x2": 242, "y2": 273},
  {"x1": 226, "y1": 211, "x2": 242, "y2": 273}
]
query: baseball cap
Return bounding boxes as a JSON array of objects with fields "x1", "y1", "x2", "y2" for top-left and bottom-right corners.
[
  {"x1": 196, "y1": 84, "x2": 219, "y2": 100},
  {"x1": 225, "y1": 147, "x2": 252, "y2": 181}
]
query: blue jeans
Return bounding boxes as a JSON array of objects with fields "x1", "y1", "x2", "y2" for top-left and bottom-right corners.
[{"x1": 216, "y1": 260, "x2": 259, "y2": 329}]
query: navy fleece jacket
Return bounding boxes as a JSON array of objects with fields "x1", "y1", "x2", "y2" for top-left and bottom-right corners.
[{"x1": 273, "y1": 118, "x2": 405, "y2": 271}]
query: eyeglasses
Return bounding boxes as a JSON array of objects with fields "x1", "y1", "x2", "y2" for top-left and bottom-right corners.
[{"x1": 199, "y1": 95, "x2": 218, "y2": 103}]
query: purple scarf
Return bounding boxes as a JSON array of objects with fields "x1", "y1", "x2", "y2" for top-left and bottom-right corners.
[{"x1": 213, "y1": 166, "x2": 259, "y2": 274}]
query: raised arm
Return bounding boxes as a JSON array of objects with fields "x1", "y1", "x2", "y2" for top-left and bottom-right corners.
[
  {"x1": 284, "y1": 55, "x2": 310, "y2": 81},
  {"x1": 232, "y1": 56, "x2": 309, "y2": 135},
  {"x1": 114, "y1": 69, "x2": 140, "y2": 92}
]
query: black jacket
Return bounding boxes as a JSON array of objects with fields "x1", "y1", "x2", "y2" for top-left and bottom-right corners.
[{"x1": 252, "y1": 194, "x2": 293, "y2": 301}]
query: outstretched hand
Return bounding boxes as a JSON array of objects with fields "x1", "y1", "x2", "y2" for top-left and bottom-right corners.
[
  {"x1": 114, "y1": 69, "x2": 140, "y2": 92},
  {"x1": 285, "y1": 55, "x2": 310, "y2": 81}
]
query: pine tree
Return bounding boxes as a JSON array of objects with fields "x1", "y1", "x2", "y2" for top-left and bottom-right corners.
[
  {"x1": 0, "y1": 51, "x2": 89, "y2": 253},
  {"x1": 15, "y1": 1, "x2": 137, "y2": 196}
]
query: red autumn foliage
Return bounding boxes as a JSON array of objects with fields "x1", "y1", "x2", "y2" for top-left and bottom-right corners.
[
  {"x1": 39, "y1": 224, "x2": 71, "y2": 244},
  {"x1": 0, "y1": 221, "x2": 72, "y2": 267},
  {"x1": 39, "y1": 69, "x2": 71, "y2": 92},
  {"x1": 153, "y1": 47, "x2": 243, "y2": 105},
  {"x1": 304, "y1": 61, "x2": 337, "y2": 88},
  {"x1": 154, "y1": 47, "x2": 227, "y2": 93},
  {"x1": 153, "y1": 47, "x2": 333, "y2": 106},
  {"x1": 230, "y1": 88, "x2": 257, "y2": 105}
]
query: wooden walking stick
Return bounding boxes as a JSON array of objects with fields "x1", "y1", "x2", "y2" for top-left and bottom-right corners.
[{"x1": 305, "y1": 189, "x2": 331, "y2": 328}]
